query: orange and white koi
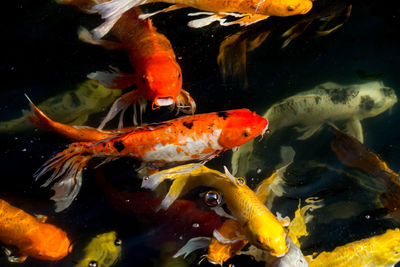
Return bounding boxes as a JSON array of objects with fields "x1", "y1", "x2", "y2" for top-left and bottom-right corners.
[
  {"x1": 64, "y1": 2, "x2": 195, "y2": 129},
  {"x1": 143, "y1": 164, "x2": 288, "y2": 256},
  {"x1": 0, "y1": 199, "x2": 72, "y2": 263},
  {"x1": 33, "y1": 107, "x2": 268, "y2": 212},
  {"x1": 91, "y1": 0, "x2": 313, "y2": 38}
]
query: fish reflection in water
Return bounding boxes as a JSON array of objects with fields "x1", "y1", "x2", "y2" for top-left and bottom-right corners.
[{"x1": 232, "y1": 81, "x2": 397, "y2": 177}]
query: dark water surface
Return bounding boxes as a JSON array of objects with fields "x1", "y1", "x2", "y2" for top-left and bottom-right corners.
[{"x1": 1, "y1": 0, "x2": 400, "y2": 266}]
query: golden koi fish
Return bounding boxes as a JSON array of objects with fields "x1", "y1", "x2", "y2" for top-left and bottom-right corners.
[
  {"x1": 142, "y1": 164, "x2": 288, "y2": 257},
  {"x1": 305, "y1": 228, "x2": 400, "y2": 267}
]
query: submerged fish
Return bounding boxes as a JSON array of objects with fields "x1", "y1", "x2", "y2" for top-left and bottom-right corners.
[
  {"x1": 75, "y1": 231, "x2": 121, "y2": 267},
  {"x1": 142, "y1": 164, "x2": 288, "y2": 257},
  {"x1": 329, "y1": 124, "x2": 400, "y2": 218},
  {"x1": 76, "y1": 5, "x2": 195, "y2": 129},
  {"x1": 0, "y1": 199, "x2": 72, "y2": 263},
  {"x1": 90, "y1": 0, "x2": 312, "y2": 38},
  {"x1": 95, "y1": 168, "x2": 223, "y2": 243},
  {"x1": 32, "y1": 108, "x2": 268, "y2": 212},
  {"x1": 0, "y1": 80, "x2": 120, "y2": 134},
  {"x1": 305, "y1": 228, "x2": 400, "y2": 267},
  {"x1": 232, "y1": 81, "x2": 397, "y2": 176}
]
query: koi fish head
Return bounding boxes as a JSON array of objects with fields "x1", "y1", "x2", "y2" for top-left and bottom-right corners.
[
  {"x1": 247, "y1": 215, "x2": 288, "y2": 257},
  {"x1": 259, "y1": 0, "x2": 312, "y2": 16},
  {"x1": 141, "y1": 56, "x2": 183, "y2": 109},
  {"x1": 23, "y1": 224, "x2": 72, "y2": 261},
  {"x1": 218, "y1": 109, "x2": 268, "y2": 149}
]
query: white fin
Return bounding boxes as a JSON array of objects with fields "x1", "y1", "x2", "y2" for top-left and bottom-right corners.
[
  {"x1": 276, "y1": 238, "x2": 308, "y2": 267},
  {"x1": 294, "y1": 124, "x2": 323, "y2": 140},
  {"x1": 87, "y1": 66, "x2": 122, "y2": 88},
  {"x1": 188, "y1": 13, "x2": 227, "y2": 28},
  {"x1": 223, "y1": 166, "x2": 237, "y2": 185},
  {"x1": 141, "y1": 163, "x2": 203, "y2": 190},
  {"x1": 238, "y1": 245, "x2": 267, "y2": 262},
  {"x1": 213, "y1": 229, "x2": 246, "y2": 244},
  {"x1": 211, "y1": 206, "x2": 236, "y2": 220},
  {"x1": 276, "y1": 146, "x2": 296, "y2": 177},
  {"x1": 91, "y1": 0, "x2": 147, "y2": 39},
  {"x1": 344, "y1": 119, "x2": 363, "y2": 143},
  {"x1": 173, "y1": 237, "x2": 211, "y2": 259}
]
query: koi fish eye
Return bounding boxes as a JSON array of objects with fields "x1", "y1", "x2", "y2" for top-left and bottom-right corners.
[
  {"x1": 141, "y1": 75, "x2": 147, "y2": 84},
  {"x1": 178, "y1": 72, "x2": 181, "y2": 78},
  {"x1": 236, "y1": 177, "x2": 245, "y2": 186},
  {"x1": 114, "y1": 239, "x2": 122, "y2": 246},
  {"x1": 88, "y1": 260, "x2": 98, "y2": 267},
  {"x1": 203, "y1": 190, "x2": 222, "y2": 207},
  {"x1": 287, "y1": 5, "x2": 295, "y2": 11}
]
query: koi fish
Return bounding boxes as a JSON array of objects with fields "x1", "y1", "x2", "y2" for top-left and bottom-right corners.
[
  {"x1": 0, "y1": 199, "x2": 72, "y2": 263},
  {"x1": 217, "y1": 1, "x2": 352, "y2": 89},
  {"x1": 95, "y1": 168, "x2": 223, "y2": 243},
  {"x1": 75, "y1": 231, "x2": 121, "y2": 267},
  {"x1": 33, "y1": 108, "x2": 268, "y2": 212},
  {"x1": 90, "y1": 0, "x2": 313, "y2": 38},
  {"x1": 329, "y1": 124, "x2": 400, "y2": 218},
  {"x1": 0, "y1": 80, "x2": 120, "y2": 134},
  {"x1": 76, "y1": 6, "x2": 195, "y2": 129},
  {"x1": 174, "y1": 149, "x2": 297, "y2": 265},
  {"x1": 142, "y1": 164, "x2": 288, "y2": 257},
  {"x1": 305, "y1": 228, "x2": 400, "y2": 267},
  {"x1": 232, "y1": 81, "x2": 397, "y2": 176}
]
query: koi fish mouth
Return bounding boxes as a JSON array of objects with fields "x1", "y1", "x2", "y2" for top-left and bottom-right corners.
[{"x1": 155, "y1": 97, "x2": 174, "y2": 107}]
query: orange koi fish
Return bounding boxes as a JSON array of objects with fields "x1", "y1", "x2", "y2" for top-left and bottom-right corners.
[
  {"x1": 91, "y1": 0, "x2": 313, "y2": 38},
  {"x1": 0, "y1": 199, "x2": 71, "y2": 263},
  {"x1": 33, "y1": 107, "x2": 268, "y2": 212},
  {"x1": 74, "y1": 5, "x2": 195, "y2": 129},
  {"x1": 329, "y1": 124, "x2": 400, "y2": 218}
]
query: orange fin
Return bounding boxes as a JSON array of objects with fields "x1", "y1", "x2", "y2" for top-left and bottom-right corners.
[
  {"x1": 139, "y1": 4, "x2": 185, "y2": 20},
  {"x1": 88, "y1": 66, "x2": 137, "y2": 90},
  {"x1": 34, "y1": 143, "x2": 93, "y2": 212}
]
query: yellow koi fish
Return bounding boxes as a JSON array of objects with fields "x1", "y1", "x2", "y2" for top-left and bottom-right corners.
[
  {"x1": 142, "y1": 164, "x2": 288, "y2": 257},
  {"x1": 305, "y1": 228, "x2": 400, "y2": 267},
  {"x1": 75, "y1": 231, "x2": 122, "y2": 267}
]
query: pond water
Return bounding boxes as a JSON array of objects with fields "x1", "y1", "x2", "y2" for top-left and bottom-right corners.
[{"x1": 1, "y1": 0, "x2": 400, "y2": 266}]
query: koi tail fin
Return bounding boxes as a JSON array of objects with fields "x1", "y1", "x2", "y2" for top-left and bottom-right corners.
[
  {"x1": 34, "y1": 143, "x2": 92, "y2": 212},
  {"x1": 173, "y1": 237, "x2": 211, "y2": 259},
  {"x1": 175, "y1": 89, "x2": 196, "y2": 115},
  {"x1": 91, "y1": 0, "x2": 148, "y2": 39},
  {"x1": 141, "y1": 163, "x2": 204, "y2": 210},
  {"x1": 25, "y1": 94, "x2": 54, "y2": 130},
  {"x1": 97, "y1": 90, "x2": 146, "y2": 130}
]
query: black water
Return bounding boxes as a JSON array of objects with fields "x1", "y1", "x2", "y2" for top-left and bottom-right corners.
[{"x1": 1, "y1": 0, "x2": 400, "y2": 266}]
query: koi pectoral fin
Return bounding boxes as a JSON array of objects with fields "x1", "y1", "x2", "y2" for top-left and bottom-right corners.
[
  {"x1": 173, "y1": 237, "x2": 211, "y2": 259},
  {"x1": 138, "y1": 4, "x2": 185, "y2": 20},
  {"x1": 187, "y1": 12, "x2": 268, "y2": 28},
  {"x1": 3, "y1": 248, "x2": 28, "y2": 263},
  {"x1": 87, "y1": 66, "x2": 137, "y2": 90},
  {"x1": 78, "y1": 26, "x2": 124, "y2": 49},
  {"x1": 176, "y1": 89, "x2": 196, "y2": 115}
]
